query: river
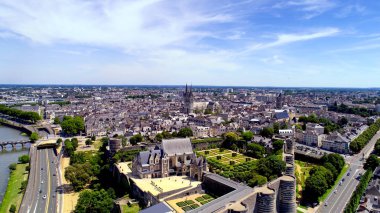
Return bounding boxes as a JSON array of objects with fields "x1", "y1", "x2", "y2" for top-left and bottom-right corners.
[{"x1": 0, "y1": 125, "x2": 29, "y2": 203}]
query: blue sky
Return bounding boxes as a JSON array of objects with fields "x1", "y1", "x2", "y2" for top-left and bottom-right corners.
[{"x1": 0, "y1": 0, "x2": 380, "y2": 87}]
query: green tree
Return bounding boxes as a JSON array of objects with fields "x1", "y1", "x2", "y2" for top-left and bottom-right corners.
[
  {"x1": 75, "y1": 189, "x2": 114, "y2": 213},
  {"x1": 65, "y1": 139, "x2": 75, "y2": 157},
  {"x1": 56, "y1": 138, "x2": 63, "y2": 145},
  {"x1": 178, "y1": 127, "x2": 193, "y2": 138},
  {"x1": 9, "y1": 204, "x2": 16, "y2": 213},
  {"x1": 29, "y1": 132, "x2": 39, "y2": 142},
  {"x1": 155, "y1": 133, "x2": 163, "y2": 142},
  {"x1": 91, "y1": 135, "x2": 96, "y2": 141},
  {"x1": 321, "y1": 153, "x2": 345, "y2": 173},
  {"x1": 272, "y1": 140, "x2": 284, "y2": 152},
  {"x1": 364, "y1": 154, "x2": 380, "y2": 170},
  {"x1": 246, "y1": 143, "x2": 265, "y2": 159},
  {"x1": 20, "y1": 180, "x2": 28, "y2": 192},
  {"x1": 273, "y1": 123, "x2": 280, "y2": 134},
  {"x1": 257, "y1": 155, "x2": 285, "y2": 179},
  {"x1": 260, "y1": 127, "x2": 274, "y2": 138},
  {"x1": 338, "y1": 117, "x2": 349, "y2": 126},
  {"x1": 61, "y1": 116, "x2": 85, "y2": 135},
  {"x1": 85, "y1": 139, "x2": 92, "y2": 146},
  {"x1": 65, "y1": 163, "x2": 93, "y2": 191},
  {"x1": 18, "y1": 155, "x2": 30, "y2": 164},
  {"x1": 53, "y1": 117, "x2": 61, "y2": 124},
  {"x1": 242, "y1": 131, "x2": 253, "y2": 141},
  {"x1": 9, "y1": 163, "x2": 17, "y2": 171},
  {"x1": 222, "y1": 132, "x2": 239, "y2": 148},
  {"x1": 130, "y1": 134, "x2": 143, "y2": 145},
  {"x1": 71, "y1": 138, "x2": 79, "y2": 149}
]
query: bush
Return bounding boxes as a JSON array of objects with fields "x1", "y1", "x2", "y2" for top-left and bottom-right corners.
[
  {"x1": 190, "y1": 204, "x2": 199, "y2": 209},
  {"x1": 9, "y1": 204, "x2": 16, "y2": 213},
  {"x1": 9, "y1": 163, "x2": 17, "y2": 171},
  {"x1": 216, "y1": 156, "x2": 222, "y2": 160},
  {"x1": 176, "y1": 201, "x2": 186, "y2": 207},
  {"x1": 18, "y1": 155, "x2": 30, "y2": 164},
  {"x1": 205, "y1": 150, "x2": 209, "y2": 155},
  {"x1": 219, "y1": 148, "x2": 225, "y2": 152},
  {"x1": 232, "y1": 153, "x2": 237, "y2": 157},
  {"x1": 202, "y1": 194, "x2": 212, "y2": 199},
  {"x1": 230, "y1": 161, "x2": 235, "y2": 165},
  {"x1": 185, "y1": 200, "x2": 195, "y2": 205}
]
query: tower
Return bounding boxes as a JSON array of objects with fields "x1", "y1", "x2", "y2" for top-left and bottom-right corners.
[
  {"x1": 276, "y1": 92, "x2": 285, "y2": 109},
  {"x1": 183, "y1": 84, "x2": 194, "y2": 114}
]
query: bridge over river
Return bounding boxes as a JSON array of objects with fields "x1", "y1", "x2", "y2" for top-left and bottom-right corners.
[{"x1": 0, "y1": 140, "x2": 31, "y2": 150}]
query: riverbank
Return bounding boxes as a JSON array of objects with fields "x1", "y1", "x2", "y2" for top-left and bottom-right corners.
[{"x1": 0, "y1": 163, "x2": 29, "y2": 213}]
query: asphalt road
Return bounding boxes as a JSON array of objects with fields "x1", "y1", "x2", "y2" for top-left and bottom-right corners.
[
  {"x1": 318, "y1": 130, "x2": 380, "y2": 213},
  {"x1": 19, "y1": 147, "x2": 58, "y2": 213}
]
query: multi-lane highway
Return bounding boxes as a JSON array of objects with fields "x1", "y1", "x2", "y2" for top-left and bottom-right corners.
[
  {"x1": 318, "y1": 130, "x2": 380, "y2": 213},
  {"x1": 20, "y1": 146, "x2": 58, "y2": 213}
]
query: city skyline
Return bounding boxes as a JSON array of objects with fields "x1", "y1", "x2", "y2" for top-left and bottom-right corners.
[{"x1": 1, "y1": 0, "x2": 380, "y2": 87}]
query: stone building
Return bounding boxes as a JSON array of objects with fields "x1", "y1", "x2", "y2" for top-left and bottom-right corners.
[{"x1": 132, "y1": 138, "x2": 207, "y2": 181}]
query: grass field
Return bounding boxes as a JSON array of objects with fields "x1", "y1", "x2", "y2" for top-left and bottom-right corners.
[
  {"x1": 121, "y1": 203, "x2": 140, "y2": 213},
  {"x1": 295, "y1": 160, "x2": 314, "y2": 199},
  {"x1": 196, "y1": 148, "x2": 253, "y2": 166},
  {"x1": 0, "y1": 163, "x2": 29, "y2": 213}
]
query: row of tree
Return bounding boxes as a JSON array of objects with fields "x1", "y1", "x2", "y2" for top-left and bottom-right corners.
[
  {"x1": 0, "y1": 104, "x2": 41, "y2": 123},
  {"x1": 329, "y1": 102, "x2": 378, "y2": 117},
  {"x1": 298, "y1": 114, "x2": 342, "y2": 134},
  {"x1": 350, "y1": 119, "x2": 380, "y2": 153},
  {"x1": 155, "y1": 127, "x2": 194, "y2": 142},
  {"x1": 344, "y1": 170, "x2": 373, "y2": 213},
  {"x1": 302, "y1": 153, "x2": 345, "y2": 203}
]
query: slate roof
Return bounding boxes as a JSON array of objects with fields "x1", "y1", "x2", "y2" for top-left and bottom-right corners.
[
  {"x1": 162, "y1": 138, "x2": 193, "y2": 156},
  {"x1": 139, "y1": 202, "x2": 173, "y2": 213},
  {"x1": 138, "y1": 149, "x2": 163, "y2": 165},
  {"x1": 274, "y1": 111, "x2": 289, "y2": 120}
]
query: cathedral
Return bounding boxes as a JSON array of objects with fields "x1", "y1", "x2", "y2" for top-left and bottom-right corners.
[{"x1": 183, "y1": 84, "x2": 194, "y2": 114}]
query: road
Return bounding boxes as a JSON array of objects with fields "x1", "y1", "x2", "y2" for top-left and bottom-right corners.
[
  {"x1": 318, "y1": 130, "x2": 380, "y2": 213},
  {"x1": 19, "y1": 147, "x2": 58, "y2": 213}
]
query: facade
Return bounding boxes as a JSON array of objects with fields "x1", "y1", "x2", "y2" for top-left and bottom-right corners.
[
  {"x1": 276, "y1": 93, "x2": 285, "y2": 109},
  {"x1": 306, "y1": 123, "x2": 325, "y2": 135},
  {"x1": 321, "y1": 132, "x2": 350, "y2": 153},
  {"x1": 303, "y1": 130, "x2": 325, "y2": 147},
  {"x1": 132, "y1": 138, "x2": 207, "y2": 181},
  {"x1": 183, "y1": 84, "x2": 194, "y2": 114}
]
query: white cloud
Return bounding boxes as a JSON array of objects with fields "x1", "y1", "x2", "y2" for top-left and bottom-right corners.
[
  {"x1": 247, "y1": 28, "x2": 339, "y2": 51},
  {"x1": 274, "y1": 0, "x2": 336, "y2": 19},
  {"x1": 0, "y1": 0, "x2": 236, "y2": 52},
  {"x1": 262, "y1": 55, "x2": 284, "y2": 64}
]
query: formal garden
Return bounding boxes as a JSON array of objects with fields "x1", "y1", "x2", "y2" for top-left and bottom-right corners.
[
  {"x1": 175, "y1": 194, "x2": 215, "y2": 211},
  {"x1": 196, "y1": 148, "x2": 254, "y2": 165}
]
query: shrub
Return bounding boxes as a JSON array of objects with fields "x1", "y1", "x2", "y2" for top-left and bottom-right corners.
[
  {"x1": 9, "y1": 204, "x2": 16, "y2": 213},
  {"x1": 9, "y1": 163, "x2": 17, "y2": 171},
  {"x1": 202, "y1": 194, "x2": 212, "y2": 199},
  {"x1": 190, "y1": 204, "x2": 200, "y2": 209},
  {"x1": 195, "y1": 197, "x2": 204, "y2": 202},
  {"x1": 18, "y1": 155, "x2": 30, "y2": 164},
  {"x1": 230, "y1": 161, "x2": 235, "y2": 165},
  {"x1": 182, "y1": 206, "x2": 192, "y2": 211},
  {"x1": 177, "y1": 202, "x2": 186, "y2": 207},
  {"x1": 219, "y1": 148, "x2": 225, "y2": 152},
  {"x1": 246, "y1": 158, "x2": 251, "y2": 162},
  {"x1": 216, "y1": 156, "x2": 222, "y2": 160},
  {"x1": 185, "y1": 200, "x2": 195, "y2": 205},
  {"x1": 205, "y1": 150, "x2": 209, "y2": 155},
  {"x1": 232, "y1": 153, "x2": 237, "y2": 157}
]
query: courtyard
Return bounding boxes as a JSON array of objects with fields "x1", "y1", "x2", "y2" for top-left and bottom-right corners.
[{"x1": 196, "y1": 148, "x2": 253, "y2": 165}]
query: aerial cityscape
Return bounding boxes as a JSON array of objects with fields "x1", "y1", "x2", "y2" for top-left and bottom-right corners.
[{"x1": 1, "y1": 1, "x2": 380, "y2": 213}]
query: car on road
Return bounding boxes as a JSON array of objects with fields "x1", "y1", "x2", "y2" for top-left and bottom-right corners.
[
  {"x1": 325, "y1": 202, "x2": 328, "y2": 206},
  {"x1": 41, "y1": 180, "x2": 43, "y2": 184},
  {"x1": 342, "y1": 178, "x2": 345, "y2": 182},
  {"x1": 347, "y1": 172, "x2": 350, "y2": 176},
  {"x1": 53, "y1": 173, "x2": 56, "y2": 176},
  {"x1": 42, "y1": 195, "x2": 47, "y2": 199}
]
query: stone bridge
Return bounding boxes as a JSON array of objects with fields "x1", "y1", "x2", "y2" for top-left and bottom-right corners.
[{"x1": 0, "y1": 140, "x2": 31, "y2": 150}]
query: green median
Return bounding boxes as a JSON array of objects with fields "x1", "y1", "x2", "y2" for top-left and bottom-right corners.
[{"x1": 0, "y1": 163, "x2": 29, "y2": 213}]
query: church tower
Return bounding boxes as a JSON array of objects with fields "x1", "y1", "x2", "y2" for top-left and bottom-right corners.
[{"x1": 183, "y1": 84, "x2": 194, "y2": 114}]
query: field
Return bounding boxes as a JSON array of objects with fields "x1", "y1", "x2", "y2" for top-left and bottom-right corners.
[
  {"x1": 121, "y1": 203, "x2": 140, "y2": 213},
  {"x1": 196, "y1": 148, "x2": 253, "y2": 165},
  {"x1": 0, "y1": 163, "x2": 29, "y2": 213},
  {"x1": 295, "y1": 160, "x2": 314, "y2": 199}
]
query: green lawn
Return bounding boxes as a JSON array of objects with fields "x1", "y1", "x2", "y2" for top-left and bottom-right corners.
[
  {"x1": 121, "y1": 204, "x2": 140, "y2": 213},
  {"x1": 319, "y1": 164, "x2": 349, "y2": 202},
  {"x1": 196, "y1": 149, "x2": 253, "y2": 166},
  {"x1": 0, "y1": 163, "x2": 29, "y2": 213},
  {"x1": 295, "y1": 160, "x2": 314, "y2": 199}
]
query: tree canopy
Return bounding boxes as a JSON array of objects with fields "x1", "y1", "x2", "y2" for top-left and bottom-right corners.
[
  {"x1": 246, "y1": 143, "x2": 265, "y2": 159},
  {"x1": 75, "y1": 189, "x2": 114, "y2": 213},
  {"x1": 241, "y1": 131, "x2": 253, "y2": 141},
  {"x1": 61, "y1": 116, "x2": 85, "y2": 135},
  {"x1": 178, "y1": 127, "x2": 193, "y2": 138},
  {"x1": 0, "y1": 104, "x2": 41, "y2": 123}
]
